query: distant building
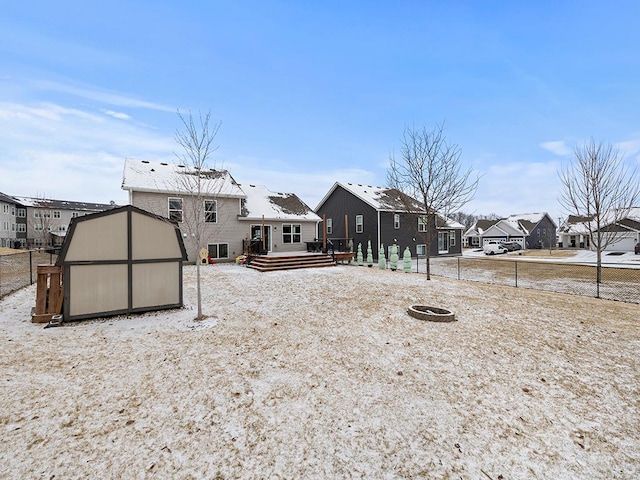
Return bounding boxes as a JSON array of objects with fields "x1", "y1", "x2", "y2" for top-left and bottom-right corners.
[
  {"x1": 558, "y1": 208, "x2": 640, "y2": 252},
  {"x1": 464, "y1": 213, "x2": 557, "y2": 249},
  {"x1": 11, "y1": 196, "x2": 117, "y2": 250}
]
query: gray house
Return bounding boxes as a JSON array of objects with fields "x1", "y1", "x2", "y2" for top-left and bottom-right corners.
[
  {"x1": 464, "y1": 213, "x2": 557, "y2": 249},
  {"x1": 122, "y1": 159, "x2": 320, "y2": 261},
  {"x1": 315, "y1": 182, "x2": 464, "y2": 258}
]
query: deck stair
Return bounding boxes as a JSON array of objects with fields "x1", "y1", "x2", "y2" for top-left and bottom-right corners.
[{"x1": 247, "y1": 253, "x2": 336, "y2": 272}]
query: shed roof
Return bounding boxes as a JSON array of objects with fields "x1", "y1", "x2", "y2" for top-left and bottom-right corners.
[{"x1": 122, "y1": 158, "x2": 245, "y2": 198}]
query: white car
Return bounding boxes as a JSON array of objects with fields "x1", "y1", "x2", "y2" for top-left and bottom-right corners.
[{"x1": 483, "y1": 242, "x2": 508, "y2": 255}]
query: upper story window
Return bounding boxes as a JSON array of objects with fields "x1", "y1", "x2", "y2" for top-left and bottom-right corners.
[
  {"x1": 53, "y1": 211, "x2": 61, "y2": 219},
  {"x1": 394, "y1": 214, "x2": 400, "y2": 229},
  {"x1": 72, "y1": 212, "x2": 79, "y2": 218},
  {"x1": 17, "y1": 208, "x2": 26, "y2": 218},
  {"x1": 34, "y1": 211, "x2": 42, "y2": 218},
  {"x1": 355, "y1": 215, "x2": 363, "y2": 233},
  {"x1": 2, "y1": 205, "x2": 8, "y2": 214},
  {"x1": 326, "y1": 218, "x2": 332, "y2": 235},
  {"x1": 17, "y1": 224, "x2": 26, "y2": 233},
  {"x1": 283, "y1": 224, "x2": 301, "y2": 243},
  {"x1": 418, "y1": 216, "x2": 428, "y2": 232},
  {"x1": 204, "y1": 200, "x2": 217, "y2": 223},
  {"x1": 168, "y1": 197, "x2": 183, "y2": 222}
]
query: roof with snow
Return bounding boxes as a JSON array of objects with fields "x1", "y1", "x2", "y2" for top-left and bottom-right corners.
[
  {"x1": 11, "y1": 196, "x2": 117, "y2": 212},
  {"x1": 560, "y1": 208, "x2": 640, "y2": 234},
  {"x1": 317, "y1": 182, "x2": 463, "y2": 229},
  {"x1": 239, "y1": 184, "x2": 320, "y2": 222},
  {"x1": 122, "y1": 159, "x2": 245, "y2": 198}
]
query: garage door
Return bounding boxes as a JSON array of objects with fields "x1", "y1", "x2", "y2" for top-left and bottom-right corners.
[{"x1": 604, "y1": 236, "x2": 635, "y2": 252}]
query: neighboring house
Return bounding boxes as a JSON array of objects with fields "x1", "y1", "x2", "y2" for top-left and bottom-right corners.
[
  {"x1": 463, "y1": 219, "x2": 497, "y2": 248},
  {"x1": 11, "y1": 196, "x2": 117, "y2": 250},
  {"x1": 315, "y1": 182, "x2": 464, "y2": 258},
  {"x1": 0, "y1": 192, "x2": 24, "y2": 248},
  {"x1": 464, "y1": 213, "x2": 557, "y2": 249},
  {"x1": 121, "y1": 159, "x2": 320, "y2": 262},
  {"x1": 558, "y1": 209, "x2": 640, "y2": 252}
]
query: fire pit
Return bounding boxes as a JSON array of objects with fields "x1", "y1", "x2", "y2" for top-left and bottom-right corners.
[{"x1": 407, "y1": 305, "x2": 455, "y2": 322}]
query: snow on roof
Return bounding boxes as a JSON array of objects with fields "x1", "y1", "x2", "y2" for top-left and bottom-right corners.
[
  {"x1": 329, "y1": 182, "x2": 462, "y2": 228},
  {"x1": 122, "y1": 158, "x2": 245, "y2": 198},
  {"x1": 11, "y1": 196, "x2": 116, "y2": 212},
  {"x1": 504, "y1": 212, "x2": 547, "y2": 224},
  {"x1": 240, "y1": 184, "x2": 321, "y2": 222},
  {"x1": 337, "y1": 182, "x2": 423, "y2": 212}
]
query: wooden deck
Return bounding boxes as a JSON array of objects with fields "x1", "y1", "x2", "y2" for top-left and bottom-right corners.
[{"x1": 247, "y1": 252, "x2": 336, "y2": 272}]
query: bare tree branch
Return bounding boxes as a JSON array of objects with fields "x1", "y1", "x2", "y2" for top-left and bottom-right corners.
[
  {"x1": 388, "y1": 122, "x2": 480, "y2": 279},
  {"x1": 558, "y1": 138, "x2": 640, "y2": 288}
]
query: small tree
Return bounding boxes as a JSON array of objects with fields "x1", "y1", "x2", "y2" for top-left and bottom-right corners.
[
  {"x1": 388, "y1": 123, "x2": 479, "y2": 279},
  {"x1": 559, "y1": 139, "x2": 640, "y2": 293},
  {"x1": 173, "y1": 110, "x2": 223, "y2": 320}
]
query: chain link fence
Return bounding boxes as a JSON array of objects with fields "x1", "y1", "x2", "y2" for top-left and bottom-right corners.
[
  {"x1": 0, "y1": 251, "x2": 58, "y2": 298},
  {"x1": 426, "y1": 256, "x2": 640, "y2": 304}
]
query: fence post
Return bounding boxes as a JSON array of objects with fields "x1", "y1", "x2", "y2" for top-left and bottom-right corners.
[
  {"x1": 515, "y1": 261, "x2": 518, "y2": 288},
  {"x1": 29, "y1": 250, "x2": 33, "y2": 285},
  {"x1": 457, "y1": 256, "x2": 461, "y2": 280}
]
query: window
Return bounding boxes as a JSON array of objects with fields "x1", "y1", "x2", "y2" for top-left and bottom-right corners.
[
  {"x1": 416, "y1": 244, "x2": 426, "y2": 256},
  {"x1": 17, "y1": 224, "x2": 26, "y2": 233},
  {"x1": 53, "y1": 211, "x2": 61, "y2": 219},
  {"x1": 204, "y1": 200, "x2": 217, "y2": 223},
  {"x1": 449, "y1": 231, "x2": 456, "y2": 247},
  {"x1": 34, "y1": 211, "x2": 41, "y2": 218},
  {"x1": 34, "y1": 224, "x2": 43, "y2": 231},
  {"x1": 537, "y1": 228, "x2": 540, "y2": 236},
  {"x1": 17, "y1": 208, "x2": 26, "y2": 218},
  {"x1": 58, "y1": 225, "x2": 67, "y2": 232},
  {"x1": 208, "y1": 243, "x2": 229, "y2": 259},
  {"x1": 326, "y1": 218, "x2": 332, "y2": 235},
  {"x1": 168, "y1": 197, "x2": 183, "y2": 222},
  {"x1": 72, "y1": 212, "x2": 79, "y2": 218},
  {"x1": 543, "y1": 228, "x2": 546, "y2": 236},
  {"x1": 355, "y1": 215, "x2": 363, "y2": 233},
  {"x1": 283, "y1": 224, "x2": 302, "y2": 243},
  {"x1": 2, "y1": 205, "x2": 8, "y2": 214},
  {"x1": 418, "y1": 216, "x2": 428, "y2": 232},
  {"x1": 394, "y1": 214, "x2": 400, "y2": 229},
  {"x1": 11, "y1": 206, "x2": 15, "y2": 216},
  {"x1": 2, "y1": 221, "x2": 8, "y2": 231}
]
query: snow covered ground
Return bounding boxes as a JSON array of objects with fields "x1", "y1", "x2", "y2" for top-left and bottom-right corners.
[{"x1": 1, "y1": 264, "x2": 639, "y2": 479}]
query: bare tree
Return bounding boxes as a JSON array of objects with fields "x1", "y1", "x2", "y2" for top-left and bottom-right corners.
[
  {"x1": 388, "y1": 123, "x2": 480, "y2": 279},
  {"x1": 559, "y1": 139, "x2": 640, "y2": 292},
  {"x1": 173, "y1": 110, "x2": 223, "y2": 320}
]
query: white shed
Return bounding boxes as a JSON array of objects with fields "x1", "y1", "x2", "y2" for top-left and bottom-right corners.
[{"x1": 57, "y1": 205, "x2": 187, "y2": 321}]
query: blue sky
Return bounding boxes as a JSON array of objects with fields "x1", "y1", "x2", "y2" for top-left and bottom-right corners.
[{"x1": 1, "y1": 1, "x2": 639, "y2": 222}]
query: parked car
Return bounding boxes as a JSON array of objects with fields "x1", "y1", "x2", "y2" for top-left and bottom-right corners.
[
  {"x1": 635, "y1": 242, "x2": 640, "y2": 254},
  {"x1": 483, "y1": 242, "x2": 508, "y2": 255},
  {"x1": 500, "y1": 241, "x2": 522, "y2": 251}
]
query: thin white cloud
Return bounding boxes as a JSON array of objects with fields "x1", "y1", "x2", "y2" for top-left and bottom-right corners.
[
  {"x1": 540, "y1": 141, "x2": 571, "y2": 156},
  {"x1": 0, "y1": 101, "x2": 174, "y2": 203},
  {"x1": 32, "y1": 79, "x2": 175, "y2": 112},
  {"x1": 102, "y1": 109, "x2": 132, "y2": 120},
  {"x1": 468, "y1": 160, "x2": 562, "y2": 219}
]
